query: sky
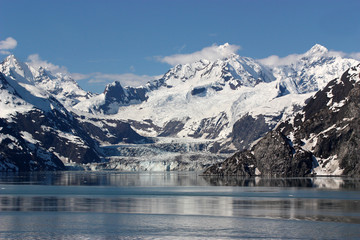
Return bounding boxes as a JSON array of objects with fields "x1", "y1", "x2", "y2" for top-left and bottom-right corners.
[{"x1": 1, "y1": 0, "x2": 360, "y2": 93}]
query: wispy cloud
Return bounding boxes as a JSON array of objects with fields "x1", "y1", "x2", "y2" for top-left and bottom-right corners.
[
  {"x1": 73, "y1": 72, "x2": 158, "y2": 87},
  {"x1": 348, "y1": 52, "x2": 360, "y2": 60},
  {"x1": 26, "y1": 54, "x2": 157, "y2": 89},
  {"x1": 327, "y1": 50, "x2": 360, "y2": 61},
  {"x1": 176, "y1": 44, "x2": 187, "y2": 53},
  {"x1": 0, "y1": 37, "x2": 17, "y2": 55},
  {"x1": 27, "y1": 54, "x2": 69, "y2": 74},
  {"x1": 157, "y1": 43, "x2": 241, "y2": 66},
  {"x1": 258, "y1": 48, "x2": 360, "y2": 67},
  {"x1": 257, "y1": 54, "x2": 302, "y2": 66}
]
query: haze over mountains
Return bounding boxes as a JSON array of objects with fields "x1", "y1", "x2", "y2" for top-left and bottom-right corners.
[{"x1": 0, "y1": 44, "x2": 359, "y2": 175}]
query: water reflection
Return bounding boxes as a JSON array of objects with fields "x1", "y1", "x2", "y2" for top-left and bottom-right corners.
[
  {"x1": 1, "y1": 172, "x2": 360, "y2": 239},
  {"x1": 0, "y1": 194, "x2": 359, "y2": 224},
  {"x1": 0, "y1": 171, "x2": 208, "y2": 187},
  {"x1": 0, "y1": 172, "x2": 360, "y2": 225},
  {"x1": 0, "y1": 171, "x2": 359, "y2": 189},
  {"x1": 203, "y1": 175, "x2": 360, "y2": 189}
]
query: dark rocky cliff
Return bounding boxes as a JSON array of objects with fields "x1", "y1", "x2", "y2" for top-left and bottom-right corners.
[{"x1": 204, "y1": 131, "x2": 313, "y2": 177}]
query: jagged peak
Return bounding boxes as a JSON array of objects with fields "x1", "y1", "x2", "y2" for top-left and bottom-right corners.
[
  {"x1": 104, "y1": 81, "x2": 123, "y2": 94},
  {"x1": 305, "y1": 44, "x2": 328, "y2": 56},
  {"x1": 4, "y1": 54, "x2": 16, "y2": 59},
  {"x1": 0, "y1": 54, "x2": 35, "y2": 83},
  {"x1": 107, "y1": 80, "x2": 123, "y2": 88},
  {"x1": 1, "y1": 55, "x2": 32, "y2": 73},
  {"x1": 2, "y1": 54, "x2": 20, "y2": 66}
]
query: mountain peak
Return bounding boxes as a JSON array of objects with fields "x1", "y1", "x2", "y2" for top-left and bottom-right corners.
[
  {"x1": 0, "y1": 54, "x2": 35, "y2": 84},
  {"x1": 2, "y1": 54, "x2": 20, "y2": 66},
  {"x1": 218, "y1": 42, "x2": 230, "y2": 49},
  {"x1": 306, "y1": 44, "x2": 328, "y2": 56},
  {"x1": 104, "y1": 81, "x2": 123, "y2": 94},
  {"x1": 217, "y1": 43, "x2": 239, "y2": 59}
]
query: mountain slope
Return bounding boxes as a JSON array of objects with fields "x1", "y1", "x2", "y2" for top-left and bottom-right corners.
[
  {"x1": 0, "y1": 73, "x2": 65, "y2": 171},
  {"x1": 0, "y1": 66, "x2": 101, "y2": 168},
  {"x1": 285, "y1": 64, "x2": 360, "y2": 176},
  {"x1": 0, "y1": 57, "x2": 101, "y2": 170},
  {"x1": 0, "y1": 55, "x2": 152, "y2": 171},
  {"x1": 204, "y1": 64, "x2": 360, "y2": 177}
]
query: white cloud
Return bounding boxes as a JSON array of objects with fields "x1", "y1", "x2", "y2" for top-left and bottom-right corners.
[
  {"x1": 258, "y1": 47, "x2": 360, "y2": 67},
  {"x1": 258, "y1": 54, "x2": 301, "y2": 66},
  {"x1": 71, "y1": 72, "x2": 89, "y2": 81},
  {"x1": 23, "y1": 53, "x2": 157, "y2": 88},
  {"x1": 328, "y1": 50, "x2": 360, "y2": 61},
  {"x1": 27, "y1": 54, "x2": 69, "y2": 75},
  {"x1": 349, "y1": 52, "x2": 360, "y2": 60},
  {"x1": 73, "y1": 72, "x2": 158, "y2": 87},
  {"x1": 158, "y1": 43, "x2": 241, "y2": 66},
  {"x1": 0, "y1": 37, "x2": 17, "y2": 55}
]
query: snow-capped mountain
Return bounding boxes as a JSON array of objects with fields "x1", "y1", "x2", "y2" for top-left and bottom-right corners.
[
  {"x1": 270, "y1": 44, "x2": 358, "y2": 95},
  {"x1": 205, "y1": 63, "x2": 360, "y2": 177},
  {"x1": 1, "y1": 55, "x2": 92, "y2": 108},
  {"x1": 0, "y1": 55, "x2": 149, "y2": 171},
  {"x1": 0, "y1": 63, "x2": 101, "y2": 171},
  {"x1": 73, "y1": 44, "x2": 358, "y2": 153},
  {"x1": 1, "y1": 44, "x2": 359, "y2": 172}
]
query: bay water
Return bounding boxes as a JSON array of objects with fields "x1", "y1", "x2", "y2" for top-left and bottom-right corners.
[{"x1": 0, "y1": 171, "x2": 359, "y2": 239}]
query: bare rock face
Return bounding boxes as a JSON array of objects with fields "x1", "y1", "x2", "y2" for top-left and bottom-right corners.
[
  {"x1": 252, "y1": 131, "x2": 313, "y2": 177},
  {"x1": 231, "y1": 114, "x2": 275, "y2": 151},
  {"x1": 5, "y1": 109, "x2": 101, "y2": 165},
  {"x1": 204, "y1": 131, "x2": 313, "y2": 177},
  {"x1": 204, "y1": 150, "x2": 256, "y2": 176},
  {"x1": 101, "y1": 81, "x2": 148, "y2": 114},
  {"x1": 0, "y1": 117, "x2": 66, "y2": 171}
]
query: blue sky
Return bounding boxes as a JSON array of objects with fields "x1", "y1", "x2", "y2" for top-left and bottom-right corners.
[{"x1": 1, "y1": 0, "x2": 359, "y2": 93}]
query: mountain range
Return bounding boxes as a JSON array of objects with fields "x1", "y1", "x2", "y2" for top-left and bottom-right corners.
[{"x1": 0, "y1": 44, "x2": 359, "y2": 175}]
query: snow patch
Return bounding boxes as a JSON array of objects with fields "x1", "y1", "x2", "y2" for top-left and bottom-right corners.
[
  {"x1": 20, "y1": 131, "x2": 40, "y2": 145},
  {"x1": 313, "y1": 155, "x2": 344, "y2": 176}
]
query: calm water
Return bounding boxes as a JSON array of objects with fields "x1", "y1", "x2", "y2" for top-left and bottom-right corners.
[{"x1": 0, "y1": 172, "x2": 359, "y2": 239}]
